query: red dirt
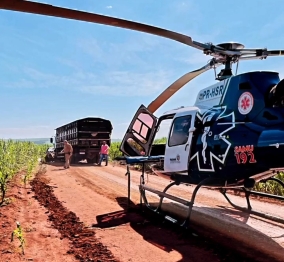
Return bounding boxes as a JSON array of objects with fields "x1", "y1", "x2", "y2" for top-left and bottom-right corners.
[
  {"x1": 31, "y1": 177, "x2": 117, "y2": 262},
  {"x1": 0, "y1": 175, "x2": 75, "y2": 262},
  {"x1": 0, "y1": 163, "x2": 282, "y2": 262}
]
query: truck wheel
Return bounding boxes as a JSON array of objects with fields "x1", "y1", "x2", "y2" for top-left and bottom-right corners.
[{"x1": 87, "y1": 158, "x2": 96, "y2": 164}]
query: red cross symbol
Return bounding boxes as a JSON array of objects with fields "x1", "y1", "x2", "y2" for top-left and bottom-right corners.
[{"x1": 241, "y1": 95, "x2": 250, "y2": 110}]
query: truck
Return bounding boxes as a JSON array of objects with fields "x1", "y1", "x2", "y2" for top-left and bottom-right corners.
[{"x1": 49, "y1": 117, "x2": 113, "y2": 164}]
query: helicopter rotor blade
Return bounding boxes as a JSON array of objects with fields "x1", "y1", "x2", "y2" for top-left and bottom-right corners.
[
  {"x1": 147, "y1": 60, "x2": 218, "y2": 113},
  {"x1": 239, "y1": 49, "x2": 284, "y2": 61},
  {"x1": 240, "y1": 49, "x2": 284, "y2": 56},
  {"x1": 239, "y1": 55, "x2": 265, "y2": 61},
  {"x1": 265, "y1": 50, "x2": 284, "y2": 56},
  {"x1": 0, "y1": 0, "x2": 205, "y2": 50}
]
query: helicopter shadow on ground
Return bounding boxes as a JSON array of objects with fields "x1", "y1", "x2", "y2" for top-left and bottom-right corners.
[
  {"x1": 91, "y1": 197, "x2": 217, "y2": 262},
  {"x1": 91, "y1": 197, "x2": 284, "y2": 262}
]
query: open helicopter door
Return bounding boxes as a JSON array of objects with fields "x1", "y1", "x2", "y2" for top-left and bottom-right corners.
[
  {"x1": 164, "y1": 108, "x2": 198, "y2": 173},
  {"x1": 120, "y1": 105, "x2": 157, "y2": 156}
]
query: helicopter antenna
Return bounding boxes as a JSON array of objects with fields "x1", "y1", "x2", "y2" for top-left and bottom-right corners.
[
  {"x1": 235, "y1": 59, "x2": 239, "y2": 75},
  {"x1": 212, "y1": 60, "x2": 217, "y2": 79}
]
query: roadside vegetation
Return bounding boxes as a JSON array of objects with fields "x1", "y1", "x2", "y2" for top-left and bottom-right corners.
[
  {"x1": 0, "y1": 140, "x2": 48, "y2": 206},
  {"x1": 254, "y1": 172, "x2": 284, "y2": 196},
  {"x1": 109, "y1": 142, "x2": 123, "y2": 160}
]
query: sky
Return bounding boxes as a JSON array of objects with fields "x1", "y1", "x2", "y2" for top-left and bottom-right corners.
[{"x1": 1, "y1": 0, "x2": 284, "y2": 139}]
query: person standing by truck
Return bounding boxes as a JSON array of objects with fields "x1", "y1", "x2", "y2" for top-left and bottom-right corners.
[
  {"x1": 61, "y1": 140, "x2": 73, "y2": 169},
  {"x1": 98, "y1": 141, "x2": 109, "y2": 166}
]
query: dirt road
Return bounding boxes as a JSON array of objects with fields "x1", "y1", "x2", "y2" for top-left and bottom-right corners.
[{"x1": 1, "y1": 162, "x2": 283, "y2": 262}]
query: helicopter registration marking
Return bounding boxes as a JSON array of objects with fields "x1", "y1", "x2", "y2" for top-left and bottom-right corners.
[
  {"x1": 234, "y1": 145, "x2": 257, "y2": 164},
  {"x1": 199, "y1": 85, "x2": 225, "y2": 101}
]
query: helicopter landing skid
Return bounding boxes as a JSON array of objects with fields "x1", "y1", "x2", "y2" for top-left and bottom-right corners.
[
  {"x1": 123, "y1": 162, "x2": 218, "y2": 228},
  {"x1": 139, "y1": 175, "x2": 216, "y2": 228},
  {"x1": 220, "y1": 185, "x2": 284, "y2": 224},
  {"x1": 121, "y1": 158, "x2": 284, "y2": 227}
]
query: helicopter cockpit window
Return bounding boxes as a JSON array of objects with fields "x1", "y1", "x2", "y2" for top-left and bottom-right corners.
[{"x1": 168, "y1": 115, "x2": 192, "y2": 147}]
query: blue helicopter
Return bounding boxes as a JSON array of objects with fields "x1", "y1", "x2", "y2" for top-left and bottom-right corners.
[{"x1": 1, "y1": 0, "x2": 283, "y2": 225}]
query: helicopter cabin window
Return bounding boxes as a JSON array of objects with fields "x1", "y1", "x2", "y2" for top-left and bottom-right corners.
[
  {"x1": 168, "y1": 116, "x2": 192, "y2": 147},
  {"x1": 239, "y1": 82, "x2": 252, "y2": 90},
  {"x1": 131, "y1": 112, "x2": 154, "y2": 144}
]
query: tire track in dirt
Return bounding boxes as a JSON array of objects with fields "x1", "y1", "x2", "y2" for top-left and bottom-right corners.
[{"x1": 70, "y1": 167, "x2": 144, "y2": 205}]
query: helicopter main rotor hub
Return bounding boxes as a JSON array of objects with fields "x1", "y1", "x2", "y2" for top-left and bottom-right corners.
[
  {"x1": 199, "y1": 42, "x2": 246, "y2": 80},
  {"x1": 216, "y1": 42, "x2": 245, "y2": 50}
]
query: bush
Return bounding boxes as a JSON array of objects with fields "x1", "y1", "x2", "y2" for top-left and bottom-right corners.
[
  {"x1": 109, "y1": 142, "x2": 123, "y2": 160},
  {"x1": 254, "y1": 172, "x2": 284, "y2": 196},
  {"x1": 153, "y1": 137, "x2": 167, "y2": 144}
]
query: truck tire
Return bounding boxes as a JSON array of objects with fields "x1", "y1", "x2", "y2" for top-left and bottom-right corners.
[
  {"x1": 86, "y1": 152, "x2": 99, "y2": 164},
  {"x1": 86, "y1": 158, "x2": 96, "y2": 164}
]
